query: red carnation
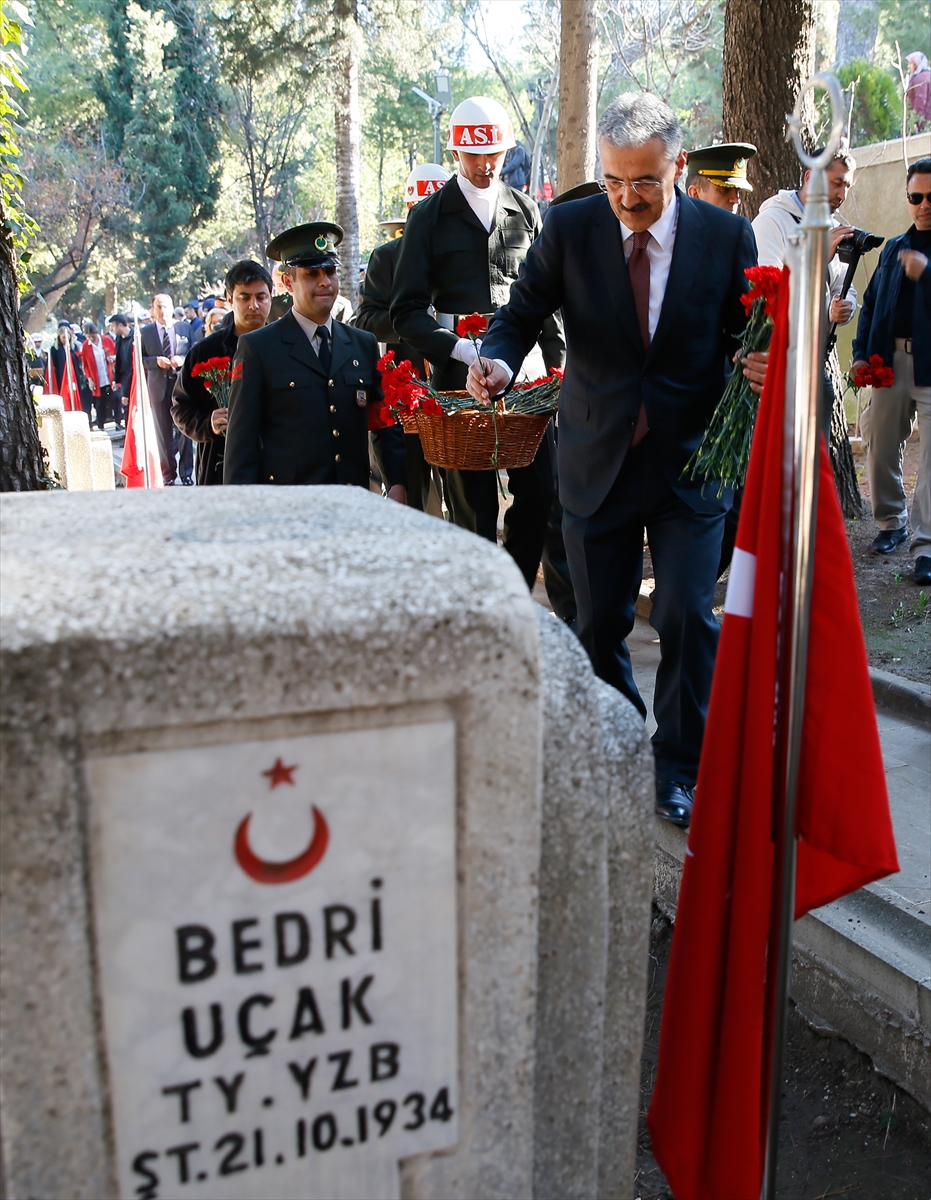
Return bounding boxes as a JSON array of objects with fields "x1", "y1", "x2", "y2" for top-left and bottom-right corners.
[
  {"x1": 376, "y1": 350, "x2": 396, "y2": 372},
  {"x1": 456, "y1": 313, "x2": 488, "y2": 339}
]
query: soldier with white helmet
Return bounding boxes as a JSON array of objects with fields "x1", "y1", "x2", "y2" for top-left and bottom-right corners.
[
  {"x1": 355, "y1": 162, "x2": 451, "y2": 513},
  {"x1": 390, "y1": 96, "x2": 566, "y2": 590}
]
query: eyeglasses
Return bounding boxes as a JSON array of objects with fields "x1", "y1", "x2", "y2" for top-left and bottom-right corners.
[
  {"x1": 906, "y1": 191, "x2": 931, "y2": 205},
  {"x1": 597, "y1": 177, "x2": 665, "y2": 196}
]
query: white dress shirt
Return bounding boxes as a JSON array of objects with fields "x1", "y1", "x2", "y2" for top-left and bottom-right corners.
[
  {"x1": 619, "y1": 193, "x2": 679, "y2": 341},
  {"x1": 291, "y1": 309, "x2": 334, "y2": 362},
  {"x1": 456, "y1": 172, "x2": 499, "y2": 233},
  {"x1": 90, "y1": 338, "x2": 108, "y2": 384}
]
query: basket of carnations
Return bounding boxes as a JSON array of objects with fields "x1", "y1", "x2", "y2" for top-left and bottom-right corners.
[
  {"x1": 189, "y1": 356, "x2": 242, "y2": 426},
  {"x1": 376, "y1": 314, "x2": 561, "y2": 471}
]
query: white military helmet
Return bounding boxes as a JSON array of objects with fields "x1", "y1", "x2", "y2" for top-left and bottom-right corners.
[
  {"x1": 404, "y1": 163, "x2": 451, "y2": 204},
  {"x1": 446, "y1": 96, "x2": 516, "y2": 153}
]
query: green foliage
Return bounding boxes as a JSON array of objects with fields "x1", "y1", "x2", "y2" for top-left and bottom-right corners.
[
  {"x1": 101, "y1": 0, "x2": 222, "y2": 292},
  {"x1": 837, "y1": 59, "x2": 901, "y2": 143},
  {"x1": 1, "y1": 0, "x2": 38, "y2": 282}
]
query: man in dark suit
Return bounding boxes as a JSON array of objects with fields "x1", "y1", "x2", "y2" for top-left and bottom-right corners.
[
  {"x1": 224, "y1": 223, "x2": 407, "y2": 498},
  {"x1": 172, "y1": 260, "x2": 273, "y2": 486},
  {"x1": 469, "y1": 93, "x2": 766, "y2": 828},
  {"x1": 391, "y1": 95, "x2": 565, "y2": 589},
  {"x1": 141, "y1": 293, "x2": 193, "y2": 485},
  {"x1": 355, "y1": 163, "x2": 451, "y2": 512}
]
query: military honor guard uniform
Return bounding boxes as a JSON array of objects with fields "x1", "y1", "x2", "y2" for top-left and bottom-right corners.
[
  {"x1": 685, "y1": 143, "x2": 756, "y2": 214},
  {"x1": 390, "y1": 96, "x2": 566, "y2": 589},
  {"x1": 223, "y1": 223, "x2": 407, "y2": 493},
  {"x1": 355, "y1": 164, "x2": 451, "y2": 513}
]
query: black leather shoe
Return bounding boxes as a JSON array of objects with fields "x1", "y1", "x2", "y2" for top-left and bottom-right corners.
[
  {"x1": 655, "y1": 780, "x2": 694, "y2": 828},
  {"x1": 872, "y1": 527, "x2": 908, "y2": 554},
  {"x1": 181, "y1": 477, "x2": 194, "y2": 486},
  {"x1": 915, "y1": 556, "x2": 931, "y2": 585}
]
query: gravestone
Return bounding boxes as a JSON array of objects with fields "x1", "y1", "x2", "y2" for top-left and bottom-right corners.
[{"x1": 0, "y1": 486, "x2": 653, "y2": 1200}]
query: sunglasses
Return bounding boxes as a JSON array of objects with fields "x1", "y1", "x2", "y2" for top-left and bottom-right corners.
[{"x1": 906, "y1": 191, "x2": 931, "y2": 205}]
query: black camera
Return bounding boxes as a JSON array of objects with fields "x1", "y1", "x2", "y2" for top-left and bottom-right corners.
[{"x1": 836, "y1": 227, "x2": 884, "y2": 263}]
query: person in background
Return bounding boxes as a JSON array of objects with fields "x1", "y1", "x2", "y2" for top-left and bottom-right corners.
[
  {"x1": 685, "y1": 143, "x2": 756, "y2": 215},
  {"x1": 184, "y1": 301, "x2": 204, "y2": 343},
  {"x1": 80, "y1": 321, "x2": 117, "y2": 430},
  {"x1": 26, "y1": 333, "x2": 46, "y2": 387},
  {"x1": 752, "y1": 144, "x2": 858, "y2": 327},
  {"x1": 203, "y1": 307, "x2": 225, "y2": 337},
  {"x1": 906, "y1": 52, "x2": 931, "y2": 132},
  {"x1": 140, "y1": 293, "x2": 192, "y2": 485},
  {"x1": 853, "y1": 157, "x2": 931, "y2": 585},
  {"x1": 45, "y1": 321, "x2": 84, "y2": 412},
  {"x1": 172, "y1": 259, "x2": 273, "y2": 486},
  {"x1": 109, "y1": 315, "x2": 133, "y2": 428}
]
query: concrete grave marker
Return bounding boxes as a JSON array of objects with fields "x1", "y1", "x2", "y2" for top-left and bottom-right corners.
[{"x1": 88, "y1": 724, "x2": 457, "y2": 1200}]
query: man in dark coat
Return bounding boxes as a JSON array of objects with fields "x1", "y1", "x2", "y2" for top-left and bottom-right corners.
[
  {"x1": 108, "y1": 315, "x2": 134, "y2": 428},
  {"x1": 468, "y1": 93, "x2": 765, "y2": 828},
  {"x1": 355, "y1": 163, "x2": 451, "y2": 512},
  {"x1": 172, "y1": 260, "x2": 273, "y2": 486},
  {"x1": 853, "y1": 157, "x2": 931, "y2": 584},
  {"x1": 391, "y1": 95, "x2": 565, "y2": 588},
  {"x1": 224, "y1": 223, "x2": 407, "y2": 498},
  {"x1": 141, "y1": 293, "x2": 193, "y2": 485}
]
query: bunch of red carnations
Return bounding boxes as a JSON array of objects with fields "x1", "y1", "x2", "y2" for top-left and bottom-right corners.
[
  {"x1": 685, "y1": 265, "x2": 783, "y2": 495},
  {"x1": 190, "y1": 356, "x2": 241, "y2": 413},
  {"x1": 851, "y1": 354, "x2": 895, "y2": 390}
]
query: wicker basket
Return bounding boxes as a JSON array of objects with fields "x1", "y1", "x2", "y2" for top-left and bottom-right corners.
[
  {"x1": 396, "y1": 408, "x2": 420, "y2": 433},
  {"x1": 415, "y1": 393, "x2": 552, "y2": 471}
]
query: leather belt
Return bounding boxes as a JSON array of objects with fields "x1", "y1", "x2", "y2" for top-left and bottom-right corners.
[{"x1": 895, "y1": 337, "x2": 913, "y2": 354}]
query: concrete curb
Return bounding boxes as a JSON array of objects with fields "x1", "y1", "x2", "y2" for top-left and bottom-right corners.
[{"x1": 870, "y1": 667, "x2": 931, "y2": 724}]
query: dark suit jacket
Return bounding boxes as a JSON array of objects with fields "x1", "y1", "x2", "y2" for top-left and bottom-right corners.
[
  {"x1": 390, "y1": 176, "x2": 565, "y2": 390},
  {"x1": 141, "y1": 322, "x2": 189, "y2": 404},
  {"x1": 223, "y1": 311, "x2": 406, "y2": 489},
  {"x1": 171, "y1": 323, "x2": 239, "y2": 486},
  {"x1": 354, "y1": 237, "x2": 426, "y2": 378},
  {"x1": 480, "y1": 192, "x2": 757, "y2": 517}
]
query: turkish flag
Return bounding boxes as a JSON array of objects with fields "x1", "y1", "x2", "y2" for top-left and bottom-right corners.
[
  {"x1": 647, "y1": 267, "x2": 898, "y2": 1200},
  {"x1": 121, "y1": 325, "x2": 163, "y2": 489}
]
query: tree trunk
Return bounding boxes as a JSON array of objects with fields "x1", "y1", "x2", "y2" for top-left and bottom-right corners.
[
  {"x1": 834, "y1": 0, "x2": 879, "y2": 66},
  {"x1": 0, "y1": 227, "x2": 45, "y2": 491},
  {"x1": 722, "y1": 0, "x2": 816, "y2": 223},
  {"x1": 532, "y1": 68, "x2": 559, "y2": 201},
  {"x1": 557, "y1": 0, "x2": 598, "y2": 193},
  {"x1": 334, "y1": 0, "x2": 361, "y2": 310}
]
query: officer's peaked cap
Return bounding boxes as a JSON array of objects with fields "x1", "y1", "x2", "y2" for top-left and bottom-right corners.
[{"x1": 266, "y1": 222, "x2": 344, "y2": 268}]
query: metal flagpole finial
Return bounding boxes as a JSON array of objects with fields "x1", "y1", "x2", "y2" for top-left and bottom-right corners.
[{"x1": 786, "y1": 71, "x2": 846, "y2": 171}]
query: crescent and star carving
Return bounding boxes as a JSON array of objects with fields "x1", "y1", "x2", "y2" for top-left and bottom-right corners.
[{"x1": 234, "y1": 757, "x2": 329, "y2": 884}]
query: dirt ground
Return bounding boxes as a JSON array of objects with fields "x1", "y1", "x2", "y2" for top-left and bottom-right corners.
[
  {"x1": 635, "y1": 914, "x2": 931, "y2": 1200},
  {"x1": 847, "y1": 434, "x2": 930, "y2": 686}
]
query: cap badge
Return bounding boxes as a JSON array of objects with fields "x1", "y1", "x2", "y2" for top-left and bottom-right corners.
[{"x1": 315, "y1": 235, "x2": 328, "y2": 250}]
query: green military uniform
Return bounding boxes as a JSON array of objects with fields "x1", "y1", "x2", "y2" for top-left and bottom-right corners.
[{"x1": 224, "y1": 223, "x2": 406, "y2": 491}]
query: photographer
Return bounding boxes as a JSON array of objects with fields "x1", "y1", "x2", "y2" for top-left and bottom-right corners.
[
  {"x1": 752, "y1": 143, "x2": 858, "y2": 326},
  {"x1": 852, "y1": 158, "x2": 931, "y2": 585}
]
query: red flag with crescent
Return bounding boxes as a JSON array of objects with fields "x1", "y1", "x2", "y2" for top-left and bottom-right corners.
[
  {"x1": 648, "y1": 267, "x2": 898, "y2": 1200},
  {"x1": 121, "y1": 321, "x2": 164, "y2": 489}
]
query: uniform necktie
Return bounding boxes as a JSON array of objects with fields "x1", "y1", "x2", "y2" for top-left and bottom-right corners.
[
  {"x1": 316, "y1": 324, "x2": 331, "y2": 374},
  {"x1": 628, "y1": 229, "x2": 652, "y2": 445},
  {"x1": 160, "y1": 325, "x2": 171, "y2": 358}
]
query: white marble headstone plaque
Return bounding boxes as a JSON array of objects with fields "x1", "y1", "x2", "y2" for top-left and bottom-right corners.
[{"x1": 86, "y1": 721, "x2": 458, "y2": 1200}]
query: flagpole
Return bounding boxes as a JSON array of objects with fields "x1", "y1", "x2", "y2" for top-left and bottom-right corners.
[
  {"x1": 761, "y1": 73, "x2": 845, "y2": 1200},
  {"x1": 132, "y1": 318, "x2": 151, "y2": 489}
]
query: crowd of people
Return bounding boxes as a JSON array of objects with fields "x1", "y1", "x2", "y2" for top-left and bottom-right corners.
[{"x1": 35, "y1": 87, "x2": 929, "y2": 829}]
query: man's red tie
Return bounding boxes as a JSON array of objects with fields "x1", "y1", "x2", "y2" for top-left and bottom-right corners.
[{"x1": 628, "y1": 229, "x2": 651, "y2": 446}]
